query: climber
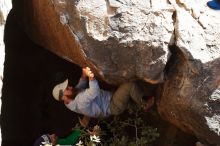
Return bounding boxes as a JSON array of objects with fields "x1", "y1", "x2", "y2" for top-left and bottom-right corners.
[
  {"x1": 52, "y1": 67, "x2": 155, "y2": 127},
  {"x1": 207, "y1": 0, "x2": 220, "y2": 10},
  {"x1": 33, "y1": 129, "x2": 81, "y2": 146}
]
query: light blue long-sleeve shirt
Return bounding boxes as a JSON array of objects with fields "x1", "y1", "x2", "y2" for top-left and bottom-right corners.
[{"x1": 65, "y1": 78, "x2": 112, "y2": 117}]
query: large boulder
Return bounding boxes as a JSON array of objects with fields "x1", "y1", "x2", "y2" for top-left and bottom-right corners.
[
  {"x1": 15, "y1": 0, "x2": 175, "y2": 84},
  {"x1": 11, "y1": 0, "x2": 220, "y2": 145},
  {"x1": 157, "y1": 0, "x2": 220, "y2": 145},
  {"x1": 157, "y1": 47, "x2": 220, "y2": 145}
]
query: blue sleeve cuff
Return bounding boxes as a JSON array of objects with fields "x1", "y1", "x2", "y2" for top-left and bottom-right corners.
[{"x1": 89, "y1": 79, "x2": 99, "y2": 88}]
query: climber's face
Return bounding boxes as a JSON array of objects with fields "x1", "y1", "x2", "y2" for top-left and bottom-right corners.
[{"x1": 61, "y1": 86, "x2": 74, "y2": 104}]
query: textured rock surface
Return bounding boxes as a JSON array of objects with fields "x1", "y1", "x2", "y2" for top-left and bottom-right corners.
[
  {"x1": 157, "y1": 1, "x2": 220, "y2": 145},
  {"x1": 18, "y1": 0, "x2": 175, "y2": 84},
  {"x1": 157, "y1": 48, "x2": 220, "y2": 145},
  {"x1": 10, "y1": 0, "x2": 220, "y2": 145},
  {"x1": 170, "y1": 0, "x2": 220, "y2": 63}
]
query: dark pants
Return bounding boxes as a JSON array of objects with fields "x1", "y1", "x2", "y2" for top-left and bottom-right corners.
[{"x1": 109, "y1": 82, "x2": 144, "y2": 115}]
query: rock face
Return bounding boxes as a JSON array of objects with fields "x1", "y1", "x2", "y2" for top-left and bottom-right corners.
[
  {"x1": 10, "y1": 0, "x2": 220, "y2": 145},
  {"x1": 158, "y1": 47, "x2": 220, "y2": 145},
  {"x1": 16, "y1": 0, "x2": 175, "y2": 84},
  {"x1": 157, "y1": 0, "x2": 220, "y2": 145}
]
